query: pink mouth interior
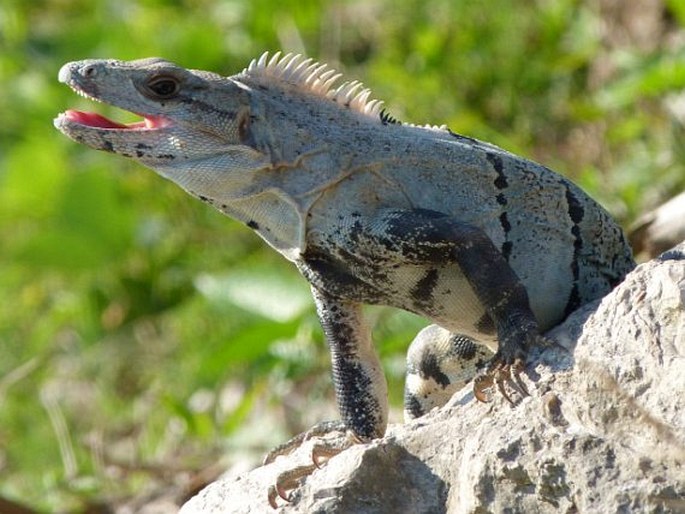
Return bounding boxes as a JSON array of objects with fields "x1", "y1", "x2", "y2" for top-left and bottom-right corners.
[{"x1": 63, "y1": 110, "x2": 168, "y2": 130}]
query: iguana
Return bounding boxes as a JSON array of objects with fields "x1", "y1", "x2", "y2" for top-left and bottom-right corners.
[{"x1": 55, "y1": 52, "x2": 635, "y2": 506}]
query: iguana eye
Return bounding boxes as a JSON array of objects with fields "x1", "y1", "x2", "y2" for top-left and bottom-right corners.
[{"x1": 145, "y1": 75, "x2": 180, "y2": 99}]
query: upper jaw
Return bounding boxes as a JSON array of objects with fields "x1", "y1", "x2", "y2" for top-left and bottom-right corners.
[{"x1": 55, "y1": 60, "x2": 174, "y2": 134}]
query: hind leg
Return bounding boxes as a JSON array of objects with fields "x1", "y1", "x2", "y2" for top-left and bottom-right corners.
[{"x1": 404, "y1": 325, "x2": 493, "y2": 420}]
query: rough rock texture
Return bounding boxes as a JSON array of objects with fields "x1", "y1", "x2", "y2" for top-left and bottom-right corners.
[{"x1": 182, "y1": 244, "x2": 685, "y2": 514}]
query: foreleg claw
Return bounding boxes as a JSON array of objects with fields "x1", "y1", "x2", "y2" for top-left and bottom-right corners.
[
  {"x1": 267, "y1": 463, "x2": 317, "y2": 508},
  {"x1": 473, "y1": 358, "x2": 529, "y2": 404},
  {"x1": 265, "y1": 422, "x2": 359, "y2": 508}
]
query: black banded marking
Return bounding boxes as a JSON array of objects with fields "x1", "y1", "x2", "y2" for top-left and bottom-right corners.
[
  {"x1": 331, "y1": 357, "x2": 378, "y2": 439},
  {"x1": 563, "y1": 185, "x2": 585, "y2": 316},
  {"x1": 499, "y1": 212, "x2": 513, "y2": 260},
  {"x1": 486, "y1": 153, "x2": 508, "y2": 190},
  {"x1": 404, "y1": 390, "x2": 425, "y2": 418},
  {"x1": 491, "y1": 157, "x2": 512, "y2": 259},
  {"x1": 300, "y1": 251, "x2": 385, "y2": 304},
  {"x1": 411, "y1": 268, "x2": 439, "y2": 311},
  {"x1": 449, "y1": 334, "x2": 478, "y2": 360},
  {"x1": 501, "y1": 241, "x2": 513, "y2": 260},
  {"x1": 418, "y1": 352, "x2": 451, "y2": 388},
  {"x1": 475, "y1": 313, "x2": 496, "y2": 336},
  {"x1": 499, "y1": 212, "x2": 511, "y2": 233}
]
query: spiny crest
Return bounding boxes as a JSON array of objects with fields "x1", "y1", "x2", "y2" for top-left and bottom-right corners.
[{"x1": 243, "y1": 52, "x2": 385, "y2": 119}]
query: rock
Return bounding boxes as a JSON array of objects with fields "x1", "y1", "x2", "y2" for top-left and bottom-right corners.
[{"x1": 181, "y1": 244, "x2": 685, "y2": 514}]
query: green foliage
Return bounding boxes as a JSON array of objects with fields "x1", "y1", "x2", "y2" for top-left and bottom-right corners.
[{"x1": 1, "y1": 0, "x2": 683, "y2": 510}]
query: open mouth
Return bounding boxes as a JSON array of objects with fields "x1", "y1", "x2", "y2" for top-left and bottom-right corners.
[
  {"x1": 58, "y1": 109, "x2": 169, "y2": 130},
  {"x1": 56, "y1": 87, "x2": 172, "y2": 131}
]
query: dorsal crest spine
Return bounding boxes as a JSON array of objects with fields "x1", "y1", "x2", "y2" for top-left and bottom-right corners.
[{"x1": 243, "y1": 52, "x2": 385, "y2": 120}]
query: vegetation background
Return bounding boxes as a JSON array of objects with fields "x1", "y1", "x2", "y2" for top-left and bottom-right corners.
[{"x1": 1, "y1": 0, "x2": 684, "y2": 511}]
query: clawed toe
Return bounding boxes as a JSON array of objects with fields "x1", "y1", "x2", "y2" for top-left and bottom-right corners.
[
  {"x1": 473, "y1": 358, "x2": 528, "y2": 404},
  {"x1": 265, "y1": 424, "x2": 359, "y2": 508},
  {"x1": 264, "y1": 420, "x2": 348, "y2": 465},
  {"x1": 473, "y1": 373, "x2": 494, "y2": 402},
  {"x1": 510, "y1": 360, "x2": 529, "y2": 396},
  {"x1": 268, "y1": 463, "x2": 317, "y2": 508},
  {"x1": 314, "y1": 431, "x2": 359, "y2": 462}
]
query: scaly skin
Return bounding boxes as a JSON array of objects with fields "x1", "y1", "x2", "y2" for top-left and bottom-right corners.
[{"x1": 55, "y1": 53, "x2": 636, "y2": 506}]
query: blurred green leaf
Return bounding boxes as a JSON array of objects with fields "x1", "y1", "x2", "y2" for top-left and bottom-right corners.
[
  {"x1": 195, "y1": 267, "x2": 311, "y2": 322},
  {"x1": 596, "y1": 53, "x2": 685, "y2": 110},
  {"x1": 667, "y1": 0, "x2": 685, "y2": 27}
]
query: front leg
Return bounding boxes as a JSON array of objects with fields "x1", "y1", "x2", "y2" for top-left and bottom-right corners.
[
  {"x1": 311, "y1": 287, "x2": 388, "y2": 441},
  {"x1": 265, "y1": 288, "x2": 388, "y2": 507}
]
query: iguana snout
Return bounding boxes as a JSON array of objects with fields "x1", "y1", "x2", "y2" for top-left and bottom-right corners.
[
  {"x1": 56, "y1": 59, "x2": 181, "y2": 153},
  {"x1": 55, "y1": 58, "x2": 256, "y2": 166}
]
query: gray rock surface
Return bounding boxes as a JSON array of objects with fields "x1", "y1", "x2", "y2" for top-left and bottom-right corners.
[{"x1": 181, "y1": 244, "x2": 685, "y2": 514}]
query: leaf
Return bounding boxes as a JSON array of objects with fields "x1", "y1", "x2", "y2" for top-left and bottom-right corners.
[
  {"x1": 596, "y1": 54, "x2": 685, "y2": 110},
  {"x1": 194, "y1": 267, "x2": 311, "y2": 322}
]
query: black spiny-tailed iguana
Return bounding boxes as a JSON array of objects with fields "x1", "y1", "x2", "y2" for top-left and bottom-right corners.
[{"x1": 55, "y1": 52, "x2": 635, "y2": 505}]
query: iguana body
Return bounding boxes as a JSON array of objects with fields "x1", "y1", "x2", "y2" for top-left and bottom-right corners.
[{"x1": 55, "y1": 53, "x2": 635, "y2": 502}]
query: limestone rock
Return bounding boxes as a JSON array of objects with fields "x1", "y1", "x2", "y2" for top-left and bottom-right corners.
[{"x1": 182, "y1": 244, "x2": 685, "y2": 514}]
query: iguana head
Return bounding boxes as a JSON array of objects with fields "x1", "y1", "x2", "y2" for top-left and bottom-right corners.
[
  {"x1": 55, "y1": 58, "x2": 271, "y2": 193},
  {"x1": 54, "y1": 54, "x2": 388, "y2": 258}
]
